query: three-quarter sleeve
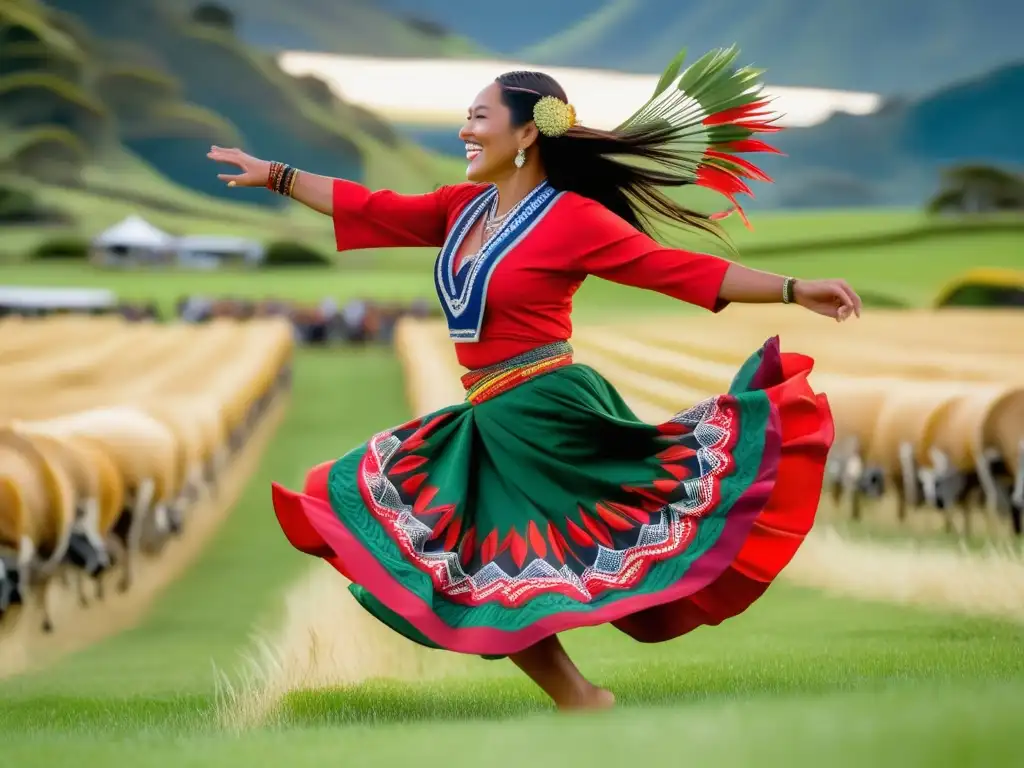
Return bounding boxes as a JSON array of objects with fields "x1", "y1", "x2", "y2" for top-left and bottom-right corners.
[
  {"x1": 573, "y1": 197, "x2": 733, "y2": 312},
  {"x1": 332, "y1": 179, "x2": 483, "y2": 252}
]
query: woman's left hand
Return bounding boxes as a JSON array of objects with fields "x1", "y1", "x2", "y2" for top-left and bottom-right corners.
[
  {"x1": 207, "y1": 146, "x2": 272, "y2": 188},
  {"x1": 793, "y1": 278, "x2": 862, "y2": 322}
]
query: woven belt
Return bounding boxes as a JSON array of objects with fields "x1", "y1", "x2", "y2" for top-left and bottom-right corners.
[{"x1": 461, "y1": 341, "x2": 574, "y2": 405}]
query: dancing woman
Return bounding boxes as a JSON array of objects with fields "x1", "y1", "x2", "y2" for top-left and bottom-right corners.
[{"x1": 209, "y1": 47, "x2": 860, "y2": 711}]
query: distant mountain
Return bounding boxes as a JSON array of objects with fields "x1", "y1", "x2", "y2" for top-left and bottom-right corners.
[
  {"x1": 371, "y1": 0, "x2": 1023, "y2": 96},
  {"x1": 160, "y1": 0, "x2": 484, "y2": 58},
  {"x1": 754, "y1": 62, "x2": 1024, "y2": 208},
  {"x1": 398, "y1": 61, "x2": 1024, "y2": 212}
]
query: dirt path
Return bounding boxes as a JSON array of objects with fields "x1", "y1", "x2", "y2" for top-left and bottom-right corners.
[{"x1": 0, "y1": 396, "x2": 289, "y2": 680}]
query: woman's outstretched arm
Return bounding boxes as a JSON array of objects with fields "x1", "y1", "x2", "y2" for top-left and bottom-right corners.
[
  {"x1": 279, "y1": 170, "x2": 335, "y2": 216},
  {"x1": 574, "y1": 196, "x2": 862, "y2": 322},
  {"x1": 207, "y1": 145, "x2": 482, "y2": 251},
  {"x1": 719, "y1": 262, "x2": 861, "y2": 320},
  {"x1": 207, "y1": 146, "x2": 334, "y2": 214},
  {"x1": 717, "y1": 262, "x2": 788, "y2": 303}
]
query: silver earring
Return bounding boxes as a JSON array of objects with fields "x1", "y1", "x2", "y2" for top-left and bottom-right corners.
[{"x1": 514, "y1": 148, "x2": 526, "y2": 168}]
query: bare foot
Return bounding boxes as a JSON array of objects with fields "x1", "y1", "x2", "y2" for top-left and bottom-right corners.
[
  {"x1": 556, "y1": 684, "x2": 616, "y2": 712},
  {"x1": 509, "y1": 634, "x2": 616, "y2": 713}
]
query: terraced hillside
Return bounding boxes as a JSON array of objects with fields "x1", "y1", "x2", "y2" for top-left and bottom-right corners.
[
  {"x1": 0, "y1": 0, "x2": 460, "y2": 258},
  {"x1": 0, "y1": 314, "x2": 294, "y2": 677},
  {"x1": 396, "y1": 306, "x2": 1024, "y2": 541}
]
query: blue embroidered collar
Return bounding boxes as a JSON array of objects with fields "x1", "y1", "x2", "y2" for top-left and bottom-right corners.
[{"x1": 434, "y1": 180, "x2": 562, "y2": 343}]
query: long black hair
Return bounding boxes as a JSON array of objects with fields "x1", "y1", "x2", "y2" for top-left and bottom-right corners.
[{"x1": 496, "y1": 70, "x2": 728, "y2": 248}]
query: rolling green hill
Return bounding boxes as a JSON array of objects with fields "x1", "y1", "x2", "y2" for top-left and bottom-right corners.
[
  {"x1": 371, "y1": 0, "x2": 1023, "y2": 96},
  {"x1": 0, "y1": 0, "x2": 463, "y2": 257}
]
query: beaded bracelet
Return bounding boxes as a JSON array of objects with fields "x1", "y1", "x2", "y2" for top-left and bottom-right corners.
[
  {"x1": 286, "y1": 168, "x2": 300, "y2": 197},
  {"x1": 265, "y1": 162, "x2": 299, "y2": 197},
  {"x1": 278, "y1": 166, "x2": 294, "y2": 195},
  {"x1": 266, "y1": 162, "x2": 283, "y2": 193},
  {"x1": 782, "y1": 276, "x2": 795, "y2": 304}
]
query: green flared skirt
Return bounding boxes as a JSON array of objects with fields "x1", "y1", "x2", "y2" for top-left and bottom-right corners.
[{"x1": 271, "y1": 336, "x2": 834, "y2": 658}]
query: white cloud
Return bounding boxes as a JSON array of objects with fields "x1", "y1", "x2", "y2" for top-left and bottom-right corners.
[{"x1": 278, "y1": 52, "x2": 882, "y2": 130}]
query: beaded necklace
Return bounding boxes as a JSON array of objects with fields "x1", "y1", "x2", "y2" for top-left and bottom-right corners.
[{"x1": 460, "y1": 191, "x2": 531, "y2": 271}]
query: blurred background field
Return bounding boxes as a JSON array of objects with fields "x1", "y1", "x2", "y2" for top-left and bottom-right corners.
[{"x1": 1, "y1": 1, "x2": 1023, "y2": 766}]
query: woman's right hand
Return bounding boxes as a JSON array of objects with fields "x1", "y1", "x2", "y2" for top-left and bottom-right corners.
[{"x1": 207, "y1": 145, "x2": 272, "y2": 188}]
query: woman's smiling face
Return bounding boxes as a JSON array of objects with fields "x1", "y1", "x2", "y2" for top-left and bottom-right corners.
[{"x1": 458, "y1": 82, "x2": 523, "y2": 182}]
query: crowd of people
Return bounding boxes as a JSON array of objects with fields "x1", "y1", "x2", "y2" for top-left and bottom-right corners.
[
  {"x1": 173, "y1": 295, "x2": 439, "y2": 345},
  {"x1": 0, "y1": 295, "x2": 439, "y2": 346}
]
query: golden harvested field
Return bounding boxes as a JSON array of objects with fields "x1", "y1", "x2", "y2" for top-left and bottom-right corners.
[
  {"x1": 0, "y1": 314, "x2": 294, "y2": 674},
  {"x1": 396, "y1": 306, "x2": 1024, "y2": 541}
]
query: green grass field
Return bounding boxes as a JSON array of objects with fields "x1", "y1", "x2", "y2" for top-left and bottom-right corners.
[
  {"x1": 1, "y1": 347, "x2": 1021, "y2": 766},
  {"x1": 4, "y1": 217, "x2": 1021, "y2": 319},
  {"x1": 1, "y1": 212, "x2": 1023, "y2": 766}
]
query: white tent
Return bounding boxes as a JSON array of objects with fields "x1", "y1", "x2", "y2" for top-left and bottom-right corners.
[
  {"x1": 174, "y1": 234, "x2": 265, "y2": 269},
  {"x1": 91, "y1": 215, "x2": 176, "y2": 266}
]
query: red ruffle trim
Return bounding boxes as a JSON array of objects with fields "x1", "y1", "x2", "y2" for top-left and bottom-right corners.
[
  {"x1": 271, "y1": 459, "x2": 353, "y2": 580},
  {"x1": 612, "y1": 350, "x2": 834, "y2": 642}
]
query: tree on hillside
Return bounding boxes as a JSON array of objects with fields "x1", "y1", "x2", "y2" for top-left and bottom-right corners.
[
  {"x1": 0, "y1": 183, "x2": 42, "y2": 223},
  {"x1": 0, "y1": 22, "x2": 43, "y2": 47},
  {"x1": 927, "y1": 164, "x2": 1024, "y2": 214},
  {"x1": 403, "y1": 16, "x2": 449, "y2": 39},
  {"x1": 191, "y1": 3, "x2": 235, "y2": 33}
]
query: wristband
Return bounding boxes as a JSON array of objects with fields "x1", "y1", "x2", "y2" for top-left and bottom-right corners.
[{"x1": 782, "y1": 277, "x2": 795, "y2": 304}]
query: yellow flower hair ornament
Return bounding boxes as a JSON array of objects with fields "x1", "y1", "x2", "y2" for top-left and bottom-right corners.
[{"x1": 533, "y1": 95, "x2": 577, "y2": 137}]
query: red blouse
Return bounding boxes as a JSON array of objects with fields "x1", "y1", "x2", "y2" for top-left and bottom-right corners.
[{"x1": 331, "y1": 179, "x2": 732, "y2": 370}]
